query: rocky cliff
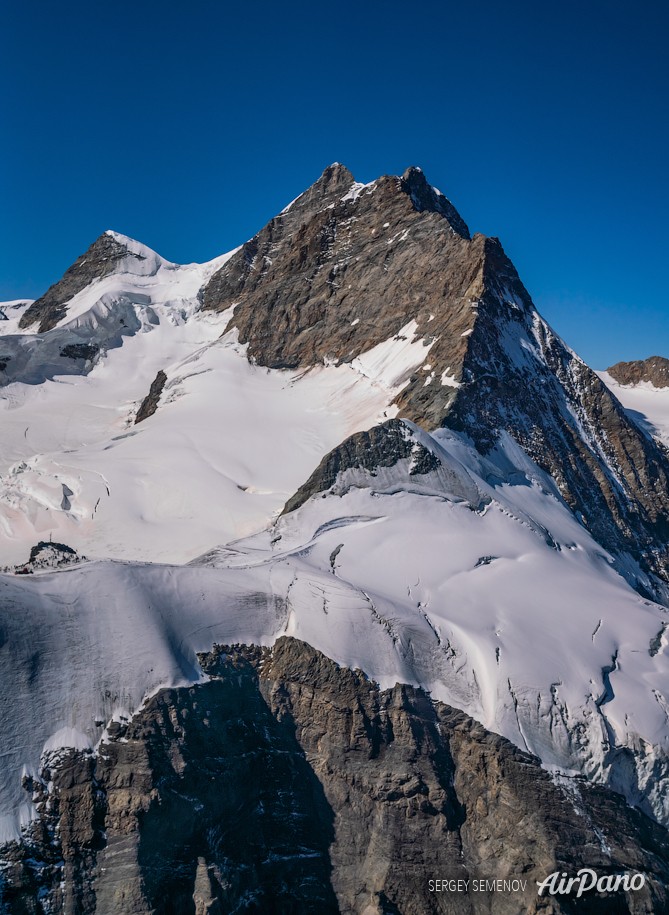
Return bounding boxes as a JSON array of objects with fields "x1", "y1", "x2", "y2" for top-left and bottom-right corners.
[
  {"x1": 607, "y1": 356, "x2": 669, "y2": 388},
  {"x1": 2, "y1": 639, "x2": 668, "y2": 914}
]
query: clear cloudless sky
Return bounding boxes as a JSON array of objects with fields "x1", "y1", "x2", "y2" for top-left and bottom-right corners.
[{"x1": 2, "y1": 0, "x2": 667, "y2": 368}]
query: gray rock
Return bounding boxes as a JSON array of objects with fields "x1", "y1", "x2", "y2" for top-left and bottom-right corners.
[
  {"x1": 282, "y1": 418, "x2": 441, "y2": 515},
  {"x1": 59, "y1": 343, "x2": 100, "y2": 362},
  {"x1": 135, "y1": 370, "x2": 167, "y2": 424},
  {"x1": 3, "y1": 638, "x2": 668, "y2": 914}
]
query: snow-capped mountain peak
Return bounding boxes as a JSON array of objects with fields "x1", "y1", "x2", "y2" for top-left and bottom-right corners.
[{"x1": 1, "y1": 164, "x2": 669, "y2": 863}]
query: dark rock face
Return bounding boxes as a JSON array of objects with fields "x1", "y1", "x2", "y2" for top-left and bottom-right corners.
[
  {"x1": 29, "y1": 541, "x2": 76, "y2": 563},
  {"x1": 59, "y1": 343, "x2": 100, "y2": 362},
  {"x1": 608, "y1": 356, "x2": 669, "y2": 388},
  {"x1": 203, "y1": 164, "x2": 669, "y2": 587},
  {"x1": 444, "y1": 250, "x2": 669, "y2": 584},
  {"x1": 2, "y1": 639, "x2": 668, "y2": 914},
  {"x1": 282, "y1": 418, "x2": 441, "y2": 515},
  {"x1": 135, "y1": 370, "x2": 167, "y2": 424},
  {"x1": 19, "y1": 234, "x2": 141, "y2": 332}
]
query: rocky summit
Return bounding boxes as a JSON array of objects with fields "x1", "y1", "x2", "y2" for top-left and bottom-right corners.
[
  {"x1": 1, "y1": 165, "x2": 669, "y2": 913},
  {"x1": 202, "y1": 165, "x2": 669, "y2": 594}
]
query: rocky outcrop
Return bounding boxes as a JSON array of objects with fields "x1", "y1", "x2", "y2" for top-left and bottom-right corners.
[
  {"x1": 135, "y1": 370, "x2": 167, "y2": 424},
  {"x1": 607, "y1": 356, "x2": 669, "y2": 388},
  {"x1": 59, "y1": 343, "x2": 100, "y2": 362},
  {"x1": 282, "y1": 418, "x2": 441, "y2": 514},
  {"x1": 18, "y1": 234, "x2": 143, "y2": 333},
  {"x1": 3, "y1": 541, "x2": 84, "y2": 575},
  {"x1": 3, "y1": 638, "x2": 668, "y2": 914}
]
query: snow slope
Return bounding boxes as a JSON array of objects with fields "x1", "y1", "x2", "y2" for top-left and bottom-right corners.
[
  {"x1": 0, "y1": 241, "x2": 432, "y2": 566},
  {"x1": 600, "y1": 370, "x2": 669, "y2": 446},
  {"x1": 0, "y1": 300, "x2": 34, "y2": 335},
  {"x1": 1, "y1": 422, "x2": 667, "y2": 841}
]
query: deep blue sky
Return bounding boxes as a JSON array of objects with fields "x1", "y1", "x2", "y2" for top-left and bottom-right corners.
[{"x1": 2, "y1": 1, "x2": 667, "y2": 368}]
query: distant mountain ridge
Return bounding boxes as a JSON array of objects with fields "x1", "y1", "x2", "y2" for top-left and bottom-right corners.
[{"x1": 608, "y1": 356, "x2": 669, "y2": 388}]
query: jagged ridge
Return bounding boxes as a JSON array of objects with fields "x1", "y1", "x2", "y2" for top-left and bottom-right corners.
[{"x1": 608, "y1": 356, "x2": 669, "y2": 389}]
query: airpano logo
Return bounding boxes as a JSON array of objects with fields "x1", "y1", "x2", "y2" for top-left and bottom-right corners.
[{"x1": 537, "y1": 869, "x2": 646, "y2": 898}]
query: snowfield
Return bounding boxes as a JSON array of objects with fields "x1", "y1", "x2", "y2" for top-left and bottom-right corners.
[
  {"x1": 0, "y1": 236, "x2": 432, "y2": 567},
  {"x1": 0, "y1": 232, "x2": 668, "y2": 843},
  {"x1": 599, "y1": 370, "x2": 669, "y2": 446},
  {"x1": 1, "y1": 424, "x2": 668, "y2": 841}
]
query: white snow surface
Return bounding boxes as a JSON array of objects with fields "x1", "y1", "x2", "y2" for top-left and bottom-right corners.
[
  {"x1": 340, "y1": 180, "x2": 376, "y2": 204},
  {"x1": 0, "y1": 238, "x2": 412, "y2": 566},
  {"x1": 0, "y1": 300, "x2": 34, "y2": 336},
  {"x1": 1, "y1": 234, "x2": 668, "y2": 840},
  {"x1": 599, "y1": 371, "x2": 669, "y2": 446},
  {"x1": 1, "y1": 421, "x2": 668, "y2": 839}
]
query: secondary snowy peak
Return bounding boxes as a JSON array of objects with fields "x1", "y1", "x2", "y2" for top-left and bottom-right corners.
[
  {"x1": 18, "y1": 231, "x2": 171, "y2": 333},
  {"x1": 0, "y1": 236, "x2": 237, "y2": 392},
  {"x1": 607, "y1": 355, "x2": 669, "y2": 388}
]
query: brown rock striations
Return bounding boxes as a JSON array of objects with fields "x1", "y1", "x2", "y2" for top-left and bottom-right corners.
[
  {"x1": 18, "y1": 233, "x2": 143, "y2": 333},
  {"x1": 202, "y1": 164, "x2": 669, "y2": 585},
  {"x1": 2, "y1": 638, "x2": 668, "y2": 914},
  {"x1": 201, "y1": 164, "x2": 479, "y2": 428},
  {"x1": 607, "y1": 356, "x2": 669, "y2": 388}
]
